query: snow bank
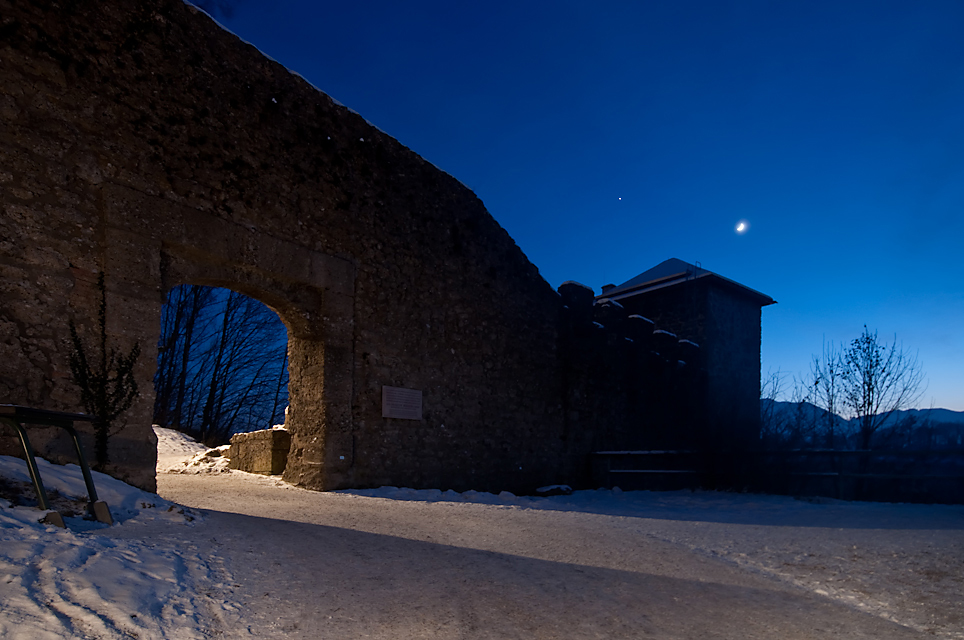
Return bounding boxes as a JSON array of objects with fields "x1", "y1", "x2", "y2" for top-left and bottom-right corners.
[
  {"x1": 0, "y1": 453, "x2": 226, "y2": 640},
  {"x1": 155, "y1": 426, "x2": 231, "y2": 474},
  {"x1": 165, "y1": 446, "x2": 232, "y2": 475},
  {"x1": 0, "y1": 455, "x2": 176, "y2": 524}
]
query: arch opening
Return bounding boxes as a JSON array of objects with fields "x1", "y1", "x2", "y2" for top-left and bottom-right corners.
[
  {"x1": 156, "y1": 241, "x2": 355, "y2": 491},
  {"x1": 153, "y1": 284, "x2": 290, "y2": 448}
]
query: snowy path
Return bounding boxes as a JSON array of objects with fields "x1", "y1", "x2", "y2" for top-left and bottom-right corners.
[
  {"x1": 2, "y1": 427, "x2": 960, "y2": 638},
  {"x1": 0, "y1": 455, "x2": 233, "y2": 639},
  {"x1": 156, "y1": 472, "x2": 958, "y2": 639}
]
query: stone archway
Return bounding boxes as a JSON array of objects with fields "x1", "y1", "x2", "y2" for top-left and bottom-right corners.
[
  {"x1": 153, "y1": 283, "x2": 290, "y2": 444},
  {"x1": 156, "y1": 223, "x2": 357, "y2": 490}
]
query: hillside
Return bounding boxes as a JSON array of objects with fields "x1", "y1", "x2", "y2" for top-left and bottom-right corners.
[{"x1": 761, "y1": 401, "x2": 964, "y2": 448}]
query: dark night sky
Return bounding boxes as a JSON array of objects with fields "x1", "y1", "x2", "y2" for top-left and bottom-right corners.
[{"x1": 200, "y1": 0, "x2": 964, "y2": 410}]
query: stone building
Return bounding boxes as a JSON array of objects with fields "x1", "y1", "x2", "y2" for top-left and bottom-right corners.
[
  {"x1": 599, "y1": 258, "x2": 776, "y2": 448},
  {"x1": 557, "y1": 279, "x2": 710, "y2": 457},
  {"x1": 0, "y1": 1, "x2": 773, "y2": 494}
]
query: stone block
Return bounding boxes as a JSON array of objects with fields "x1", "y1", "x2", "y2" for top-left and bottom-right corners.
[
  {"x1": 652, "y1": 329, "x2": 679, "y2": 360},
  {"x1": 593, "y1": 298, "x2": 627, "y2": 332},
  {"x1": 678, "y1": 339, "x2": 701, "y2": 367},
  {"x1": 557, "y1": 281, "x2": 594, "y2": 325},
  {"x1": 228, "y1": 428, "x2": 291, "y2": 475}
]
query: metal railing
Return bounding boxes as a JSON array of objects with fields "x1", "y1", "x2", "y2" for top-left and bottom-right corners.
[{"x1": 0, "y1": 404, "x2": 113, "y2": 527}]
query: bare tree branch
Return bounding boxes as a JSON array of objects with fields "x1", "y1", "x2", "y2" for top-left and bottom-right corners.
[
  {"x1": 840, "y1": 326, "x2": 926, "y2": 449},
  {"x1": 153, "y1": 285, "x2": 288, "y2": 445}
]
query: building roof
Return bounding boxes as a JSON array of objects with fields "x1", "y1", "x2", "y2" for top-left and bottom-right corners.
[{"x1": 599, "y1": 258, "x2": 776, "y2": 307}]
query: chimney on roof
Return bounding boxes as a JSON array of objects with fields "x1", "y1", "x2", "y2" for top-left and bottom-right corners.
[{"x1": 601, "y1": 283, "x2": 616, "y2": 294}]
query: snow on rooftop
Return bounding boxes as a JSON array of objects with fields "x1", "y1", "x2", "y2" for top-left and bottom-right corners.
[
  {"x1": 594, "y1": 298, "x2": 624, "y2": 308},
  {"x1": 559, "y1": 280, "x2": 594, "y2": 292}
]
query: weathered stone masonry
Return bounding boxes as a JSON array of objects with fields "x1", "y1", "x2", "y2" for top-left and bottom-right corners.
[
  {"x1": 602, "y1": 264, "x2": 773, "y2": 449},
  {"x1": 0, "y1": 0, "x2": 575, "y2": 492},
  {"x1": 558, "y1": 283, "x2": 708, "y2": 455},
  {"x1": 0, "y1": 1, "x2": 769, "y2": 494}
]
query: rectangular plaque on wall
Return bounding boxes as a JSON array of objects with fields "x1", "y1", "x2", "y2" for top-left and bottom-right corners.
[{"x1": 382, "y1": 386, "x2": 423, "y2": 420}]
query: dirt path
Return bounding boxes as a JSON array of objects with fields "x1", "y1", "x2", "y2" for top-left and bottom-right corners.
[{"x1": 152, "y1": 473, "x2": 929, "y2": 639}]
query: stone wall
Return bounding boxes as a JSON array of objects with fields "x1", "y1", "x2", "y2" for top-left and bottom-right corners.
[
  {"x1": 0, "y1": 0, "x2": 764, "y2": 494},
  {"x1": 603, "y1": 279, "x2": 763, "y2": 449},
  {"x1": 703, "y1": 286, "x2": 763, "y2": 446},
  {"x1": 228, "y1": 428, "x2": 291, "y2": 475},
  {"x1": 558, "y1": 283, "x2": 707, "y2": 475},
  {"x1": 0, "y1": 0, "x2": 571, "y2": 493}
]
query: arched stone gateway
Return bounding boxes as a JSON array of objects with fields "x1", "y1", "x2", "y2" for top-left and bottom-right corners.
[
  {"x1": 158, "y1": 235, "x2": 355, "y2": 491},
  {"x1": 0, "y1": 0, "x2": 572, "y2": 493}
]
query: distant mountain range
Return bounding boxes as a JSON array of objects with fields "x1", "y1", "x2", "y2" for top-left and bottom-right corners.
[
  {"x1": 885, "y1": 407, "x2": 964, "y2": 426},
  {"x1": 761, "y1": 401, "x2": 964, "y2": 428},
  {"x1": 761, "y1": 400, "x2": 964, "y2": 449}
]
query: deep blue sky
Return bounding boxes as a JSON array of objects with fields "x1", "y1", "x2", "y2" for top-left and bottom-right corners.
[{"x1": 209, "y1": 0, "x2": 963, "y2": 410}]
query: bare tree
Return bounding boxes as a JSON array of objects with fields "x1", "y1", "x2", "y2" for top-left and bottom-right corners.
[
  {"x1": 198, "y1": 290, "x2": 289, "y2": 443},
  {"x1": 840, "y1": 326, "x2": 926, "y2": 450},
  {"x1": 154, "y1": 285, "x2": 218, "y2": 430},
  {"x1": 154, "y1": 285, "x2": 289, "y2": 445},
  {"x1": 810, "y1": 340, "x2": 844, "y2": 448},
  {"x1": 759, "y1": 368, "x2": 787, "y2": 445},
  {"x1": 760, "y1": 369, "x2": 823, "y2": 448},
  {"x1": 68, "y1": 272, "x2": 141, "y2": 469}
]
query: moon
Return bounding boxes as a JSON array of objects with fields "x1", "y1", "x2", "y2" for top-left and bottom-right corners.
[{"x1": 735, "y1": 220, "x2": 749, "y2": 234}]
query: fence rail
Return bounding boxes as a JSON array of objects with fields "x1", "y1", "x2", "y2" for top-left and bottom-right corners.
[{"x1": 591, "y1": 449, "x2": 964, "y2": 504}]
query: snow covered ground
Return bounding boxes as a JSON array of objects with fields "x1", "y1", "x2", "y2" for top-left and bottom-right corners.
[
  {"x1": 0, "y1": 426, "x2": 961, "y2": 638},
  {"x1": 0, "y1": 452, "x2": 225, "y2": 639}
]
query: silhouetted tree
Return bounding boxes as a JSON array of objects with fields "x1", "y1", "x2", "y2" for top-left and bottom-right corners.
[
  {"x1": 154, "y1": 285, "x2": 217, "y2": 430},
  {"x1": 760, "y1": 369, "x2": 821, "y2": 448},
  {"x1": 153, "y1": 285, "x2": 288, "y2": 445},
  {"x1": 68, "y1": 273, "x2": 141, "y2": 469},
  {"x1": 810, "y1": 340, "x2": 844, "y2": 448},
  {"x1": 759, "y1": 368, "x2": 786, "y2": 445},
  {"x1": 840, "y1": 326, "x2": 925, "y2": 450}
]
